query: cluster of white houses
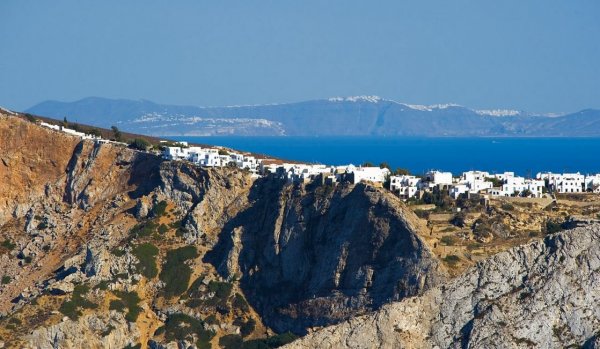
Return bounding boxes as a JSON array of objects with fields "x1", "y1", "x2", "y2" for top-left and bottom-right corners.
[
  {"x1": 391, "y1": 170, "x2": 600, "y2": 200},
  {"x1": 30, "y1": 117, "x2": 600, "y2": 199},
  {"x1": 162, "y1": 143, "x2": 600, "y2": 200}
]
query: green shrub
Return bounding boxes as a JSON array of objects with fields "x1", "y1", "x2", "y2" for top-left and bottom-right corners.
[
  {"x1": 234, "y1": 317, "x2": 256, "y2": 337},
  {"x1": 501, "y1": 202, "x2": 515, "y2": 211},
  {"x1": 440, "y1": 236, "x2": 456, "y2": 246},
  {"x1": 1, "y1": 275, "x2": 11, "y2": 284},
  {"x1": 132, "y1": 243, "x2": 159, "y2": 279},
  {"x1": 220, "y1": 334, "x2": 243, "y2": 349},
  {"x1": 109, "y1": 299, "x2": 126, "y2": 311},
  {"x1": 95, "y1": 280, "x2": 109, "y2": 290},
  {"x1": 112, "y1": 291, "x2": 142, "y2": 322},
  {"x1": 160, "y1": 246, "x2": 198, "y2": 297},
  {"x1": 23, "y1": 113, "x2": 37, "y2": 123},
  {"x1": 130, "y1": 221, "x2": 158, "y2": 238},
  {"x1": 158, "y1": 224, "x2": 169, "y2": 234},
  {"x1": 1, "y1": 239, "x2": 16, "y2": 250},
  {"x1": 232, "y1": 293, "x2": 249, "y2": 312},
  {"x1": 152, "y1": 201, "x2": 168, "y2": 217},
  {"x1": 443, "y1": 255, "x2": 460, "y2": 266},
  {"x1": 163, "y1": 313, "x2": 215, "y2": 346},
  {"x1": 208, "y1": 281, "x2": 233, "y2": 301},
  {"x1": 128, "y1": 138, "x2": 151, "y2": 151},
  {"x1": 36, "y1": 222, "x2": 48, "y2": 230},
  {"x1": 59, "y1": 284, "x2": 97, "y2": 320}
]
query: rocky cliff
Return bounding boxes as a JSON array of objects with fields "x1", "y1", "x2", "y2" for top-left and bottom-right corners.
[
  {"x1": 284, "y1": 223, "x2": 600, "y2": 349},
  {"x1": 206, "y1": 179, "x2": 447, "y2": 334},
  {"x1": 0, "y1": 113, "x2": 445, "y2": 348}
]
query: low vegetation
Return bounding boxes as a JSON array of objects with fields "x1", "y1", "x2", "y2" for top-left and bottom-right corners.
[
  {"x1": 159, "y1": 313, "x2": 215, "y2": 348},
  {"x1": 130, "y1": 221, "x2": 158, "y2": 238},
  {"x1": 132, "y1": 243, "x2": 159, "y2": 278},
  {"x1": 160, "y1": 246, "x2": 198, "y2": 297},
  {"x1": 0, "y1": 239, "x2": 16, "y2": 251},
  {"x1": 59, "y1": 284, "x2": 97, "y2": 320},
  {"x1": 443, "y1": 254, "x2": 461, "y2": 266},
  {"x1": 110, "y1": 290, "x2": 142, "y2": 322},
  {"x1": 152, "y1": 201, "x2": 168, "y2": 217}
]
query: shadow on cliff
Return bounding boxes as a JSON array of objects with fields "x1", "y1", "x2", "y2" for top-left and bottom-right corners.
[
  {"x1": 126, "y1": 151, "x2": 164, "y2": 199},
  {"x1": 205, "y1": 176, "x2": 446, "y2": 335}
]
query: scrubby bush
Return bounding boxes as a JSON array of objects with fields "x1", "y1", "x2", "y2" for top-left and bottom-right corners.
[
  {"x1": 112, "y1": 290, "x2": 142, "y2": 322},
  {"x1": 220, "y1": 334, "x2": 244, "y2": 349},
  {"x1": 0, "y1": 239, "x2": 15, "y2": 251},
  {"x1": 152, "y1": 201, "x2": 168, "y2": 217},
  {"x1": 158, "y1": 224, "x2": 169, "y2": 234},
  {"x1": 443, "y1": 254, "x2": 460, "y2": 266},
  {"x1": 501, "y1": 202, "x2": 515, "y2": 211},
  {"x1": 132, "y1": 243, "x2": 159, "y2": 278},
  {"x1": 1, "y1": 275, "x2": 11, "y2": 284},
  {"x1": 232, "y1": 293, "x2": 250, "y2": 312},
  {"x1": 130, "y1": 221, "x2": 158, "y2": 238},
  {"x1": 59, "y1": 284, "x2": 97, "y2": 320},
  {"x1": 160, "y1": 246, "x2": 198, "y2": 297},
  {"x1": 163, "y1": 313, "x2": 215, "y2": 347},
  {"x1": 440, "y1": 236, "x2": 456, "y2": 246},
  {"x1": 128, "y1": 138, "x2": 151, "y2": 151}
]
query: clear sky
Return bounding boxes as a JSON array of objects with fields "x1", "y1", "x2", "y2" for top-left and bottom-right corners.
[{"x1": 1, "y1": 0, "x2": 599, "y2": 112}]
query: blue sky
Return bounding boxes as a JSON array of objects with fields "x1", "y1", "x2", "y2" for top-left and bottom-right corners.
[{"x1": 1, "y1": 0, "x2": 599, "y2": 112}]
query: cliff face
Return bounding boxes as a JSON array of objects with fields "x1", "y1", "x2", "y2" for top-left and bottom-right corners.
[
  {"x1": 206, "y1": 179, "x2": 447, "y2": 333},
  {"x1": 0, "y1": 113, "x2": 445, "y2": 348},
  {"x1": 284, "y1": 223, "x2": 600, "y2": 349}
]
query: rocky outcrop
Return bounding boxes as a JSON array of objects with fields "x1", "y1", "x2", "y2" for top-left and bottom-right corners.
[
  {"x1": 26, "y1": 312, "x2": 139, "y2": 349},
  {"x1": 206, "y1": 179, "x2": 447, "y2": 334},
  {"x1": 284, "y1": 224, "x2": 600, "y2": 349}
]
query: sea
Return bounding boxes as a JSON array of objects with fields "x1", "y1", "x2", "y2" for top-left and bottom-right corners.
[{"x1": 169, "y1": 136, "x2": 600, "y2": 176}]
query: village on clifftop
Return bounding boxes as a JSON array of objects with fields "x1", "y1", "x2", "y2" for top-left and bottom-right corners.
[{"x1": 31, "y1": 117, "x2": 600, "y2": 202}]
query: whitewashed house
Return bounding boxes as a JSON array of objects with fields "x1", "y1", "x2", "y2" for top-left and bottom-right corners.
[
  {"x1": 423, "y1": 170, "x2": 453, "y2": 188},
  {"x1": 493, "y1": 172, "x2": 515, "y2": 181},
  {"x1": 538, "y1": 172, "x2": 585, "y2": 193},
  {"x1": 449, "y1": 183, "x2": 470, "y2": 199},
  {"x1": 390, "y1": 175, "x2": 420, "y2": 199},
  {"x1": 459, "y1": 171, "x2": 493, "y2": 194},
  {"x1": 585, "y1": 174, "x2": 600, "y2": 193},
  {"x1": 349, "y1": 166, "x2": 390, "y2": 184},
  {"x1": 492, "y1": 176, "x2": 545, "y2": 197}
]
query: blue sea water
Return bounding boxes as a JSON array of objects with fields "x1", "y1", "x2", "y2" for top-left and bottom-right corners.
[{"x1": 169, "y1": 136, "x2": 600, "y2": 176}]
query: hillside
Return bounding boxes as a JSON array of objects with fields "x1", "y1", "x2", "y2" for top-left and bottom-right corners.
[
  {"x1": 284, "y1": 223, "x2": 600, "y2": 348},
  {"x1": 26, "y1": 96, "x2": 600, "y2": 137},
  {"x1": 0, "y1": 111, "x2": 445, "y2": 348}
]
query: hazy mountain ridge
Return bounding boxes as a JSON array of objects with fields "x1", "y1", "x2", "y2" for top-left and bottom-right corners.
[{"x1": 26, "y1": 96, "x2": 600, "y2": 136}]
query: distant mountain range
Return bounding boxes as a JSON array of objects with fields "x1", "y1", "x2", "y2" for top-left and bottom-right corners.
[{"x1": 25, "y1": 96, "x2": 600, "y2": 137}]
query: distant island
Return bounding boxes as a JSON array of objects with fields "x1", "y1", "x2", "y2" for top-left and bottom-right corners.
[{"x1": 26, "y1": 96, "x2": 600, "y2": 137}]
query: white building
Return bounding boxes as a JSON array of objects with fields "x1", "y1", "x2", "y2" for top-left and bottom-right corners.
[
  {"x1": 449, "y1": 183, "x2": 470, "y2": 199},
  {"x1": 390, "y1": 175, "x2": 420, "y2": 199},
  {"x1": 423, "y1": 170, "x2": 453, "y2": 187},
  {"x1": 491, "y1": 176, "x2": 545, "y2": 197},
  {"x1": 163, "y1": 146, "x2": 190, "y2": 160},
  {"x1": 459, "y1": 171, "x2": 493, "y2": 194},
  {"x1": 585, "y1": 174, "x2": 600, "y2": 193},
  {"x1": 493, "y1": 172, "x2": 515, "y2": 181},
  {"x1": 348, "y1": 166, "x2": 390, "y2": 184},
  {"x1": 537, "y1": 172, "x2": 585, "y2": 193}
]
